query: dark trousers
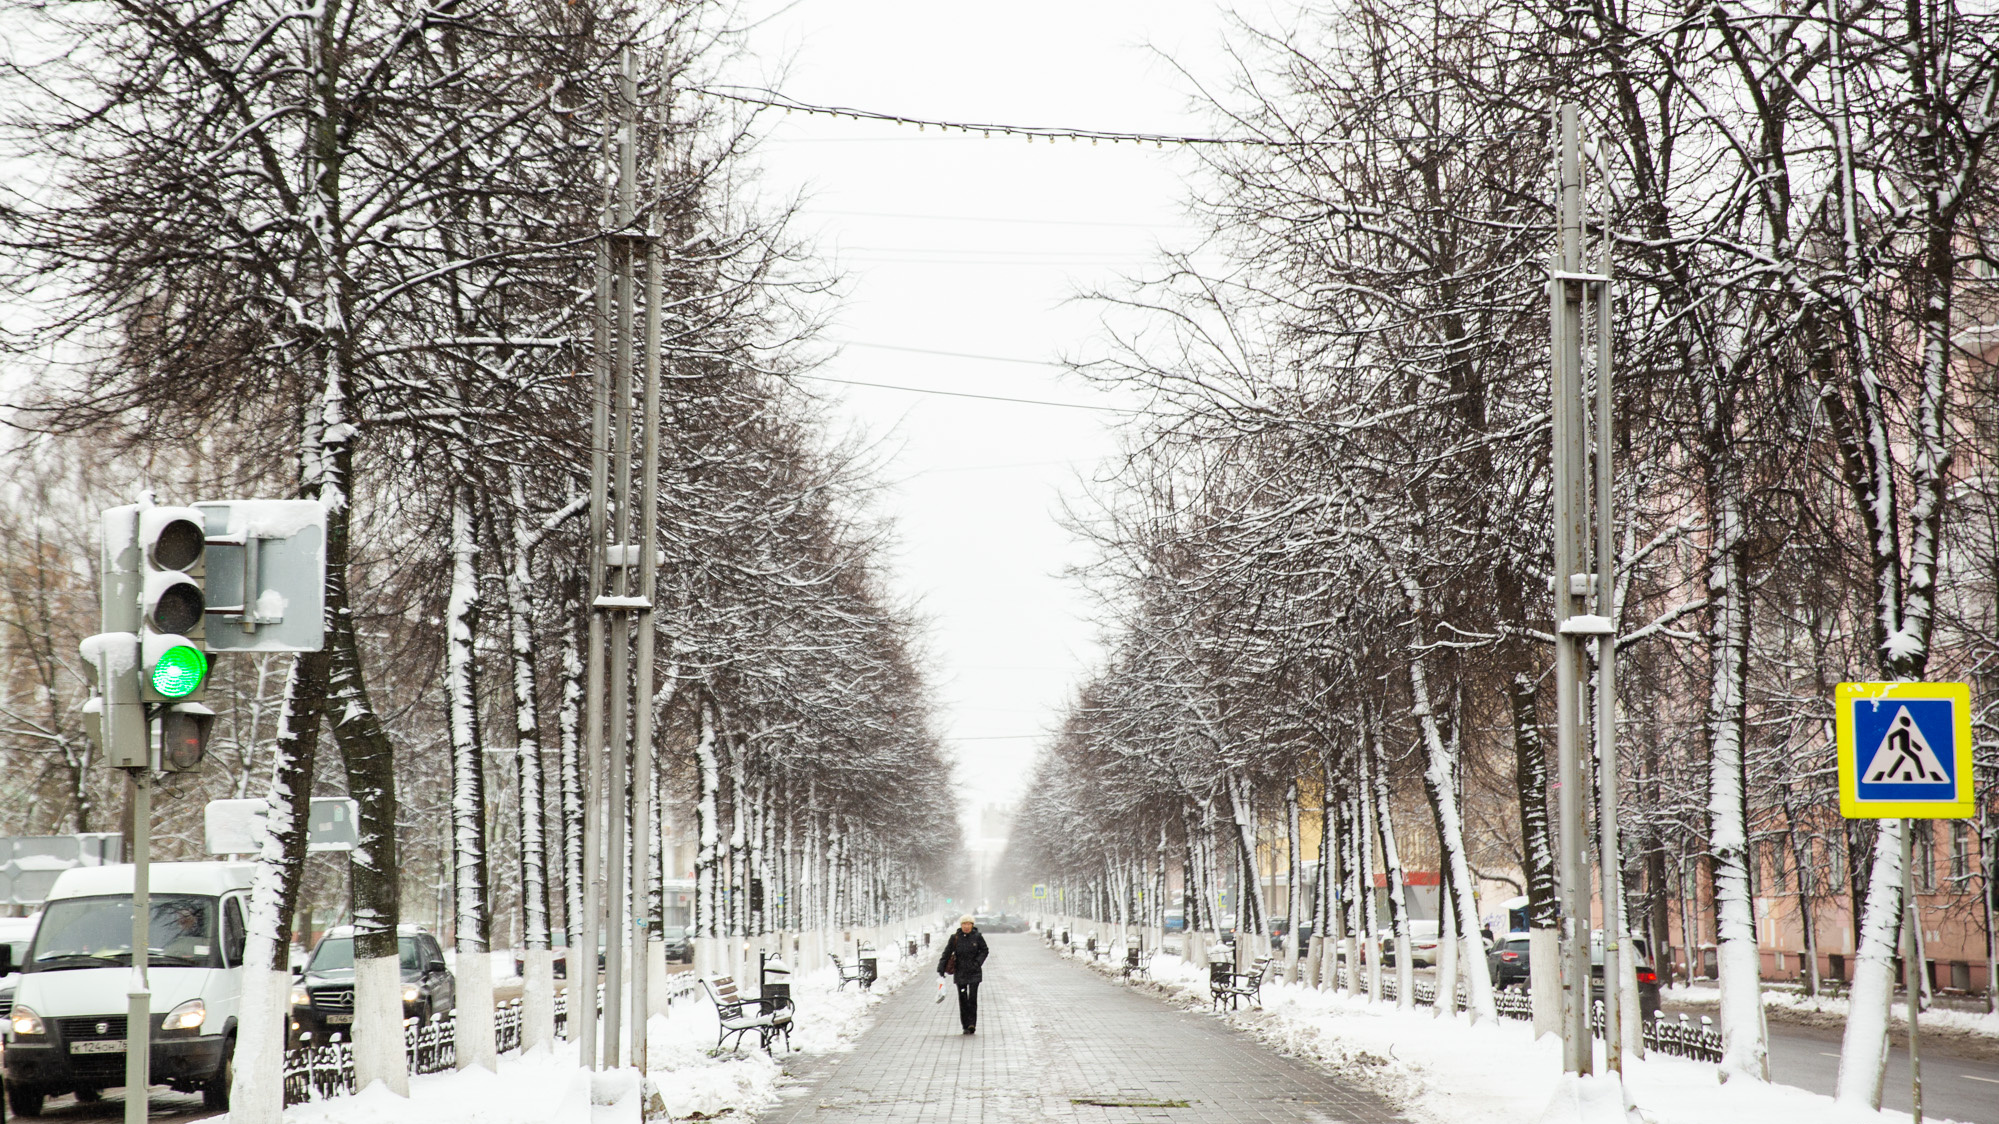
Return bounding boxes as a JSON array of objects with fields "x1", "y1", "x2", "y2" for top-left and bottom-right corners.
[{"x1": 955, "y1": 975, "x2": 981, "y2": 1029}]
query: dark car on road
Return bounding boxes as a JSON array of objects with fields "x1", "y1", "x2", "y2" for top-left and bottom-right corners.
[
  {"x1": 660, "y1": 926, "x2": 693, "y2": 962},
  {"x1": 291, "y1": 927, "x2": 456, "y2": 1041},
  {"x1": 1488, "y1": 936, "x2": 1531, "y2": 988},
  {"x1": 1484, "y1": 933, "x2": 1661, "y2": 1022},
  {"x1": 1269, "y1": 917, "x2": 1313, "y2": 956}
]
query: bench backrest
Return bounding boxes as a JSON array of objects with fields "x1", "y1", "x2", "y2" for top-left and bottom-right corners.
[{"x1": 707, "y1": 976, "x2": 740, "y2": 1004}]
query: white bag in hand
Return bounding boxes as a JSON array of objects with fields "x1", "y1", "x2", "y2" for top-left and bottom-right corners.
[{"x1": 935, "y1": 978, "x2": 949, "y2": 1003}]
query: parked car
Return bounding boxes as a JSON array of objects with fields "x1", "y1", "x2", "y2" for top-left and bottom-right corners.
[
  {"x1": 985, "y1": 913, "x2": 1029, "y2": 934},
  {"x1": 1481, "y1": 932, "x2": 1661, "y2": 1022},
  {"x1": 291, "y1": 925, "x2": 456, "y2": 1043},
  {"x1": 1378, "y1": 920, "x2": 1441, "y2": 966},
  {"x1": 4, "y1": 862, "x2": 249, "y2": 1116},
  {"x1": 659, "y1": 926, "x2": 693, "y2": 962},
  {"x1": 1488, "y1": 936, "x2": 1531, "y2": 989},
  {"x1": 0, "y1": 913, "x2": 39, "y2": 1018},
  {"x1": 1269, "y1": 917, "x2": 1314, "y2": 956}
]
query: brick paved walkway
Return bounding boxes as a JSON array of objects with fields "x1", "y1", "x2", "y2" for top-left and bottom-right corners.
[{"x1": 762, "y1": 934, "x2": 1407, "y2": 1124}]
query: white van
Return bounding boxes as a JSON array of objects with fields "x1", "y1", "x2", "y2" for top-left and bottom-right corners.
[{"x1": 1, "y1": 862, "x2": 251, "y2": 1117}]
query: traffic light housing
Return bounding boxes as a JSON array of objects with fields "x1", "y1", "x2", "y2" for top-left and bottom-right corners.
[
  {"x1": 137, "y1": 506, "x2": 208, "y2": 704},
  {"x1": 159, "y1": 702, "x2": 216, "y2": 772}
]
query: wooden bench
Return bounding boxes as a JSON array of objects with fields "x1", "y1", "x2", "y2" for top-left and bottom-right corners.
[
  {"x1": 829, "y1": 953, "x2": 872, "y2": 991},
  {"x1": 1209, "y1": 956, "x2": 1273, "y2": 1010},
  {"x1": 703, "y1": 976, "x2": 793, "y2": 1053}
]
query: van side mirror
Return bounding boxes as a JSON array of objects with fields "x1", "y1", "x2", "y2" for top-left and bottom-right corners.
[{"x1": 429, "y1": 959, "x2": 448, "y2": 974}]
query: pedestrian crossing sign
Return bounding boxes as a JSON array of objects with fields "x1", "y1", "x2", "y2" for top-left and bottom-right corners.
[{"x1": 1836, "y1": 682, "x2": 1975, "y2": 818}]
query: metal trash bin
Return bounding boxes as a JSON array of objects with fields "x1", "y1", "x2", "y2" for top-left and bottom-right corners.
[
  {"x1": 759, "y1": 952, "x2": 792, "y2": 1012},
  {"x1": 858, "y1": 947, "x2": 878, "y2": 988}
]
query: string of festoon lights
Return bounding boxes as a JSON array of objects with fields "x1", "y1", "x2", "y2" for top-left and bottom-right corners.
[{"x1": 692, "y1": 84, "x2": 1521, "y2": 149}]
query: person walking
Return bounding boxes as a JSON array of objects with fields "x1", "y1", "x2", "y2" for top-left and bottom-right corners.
[{"x1": 937, "y1": 914, "x2": 989, "y2": 1034}]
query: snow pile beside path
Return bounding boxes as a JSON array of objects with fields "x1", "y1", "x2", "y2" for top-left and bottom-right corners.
[
  {"x1": 278, "y1": 941, "x2": 922, "y2": 1123},
  {"x1": 643, "y1": 947, "x2": 922, "y2": 1119},
  {"x1": 283, "y1": 1045, "x2": 595, "y2": 1124},
  {"x1": 1666, "y1": 983, "x2": 1999, "y2": 1037},
  {"x1": 1134, "y1": 954, "x2": 1953, "y2": 1124}
]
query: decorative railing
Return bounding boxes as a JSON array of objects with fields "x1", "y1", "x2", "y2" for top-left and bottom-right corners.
[
  {"x1": 283, "y1": 994, "x2": 559, "y2": 1105},
  {"x1": 282, "y1": 976, "x2": 708, "y2": 1105},
  {"x1": 1326, "y1": 966, "x2": 1725, "y2": 1065}
]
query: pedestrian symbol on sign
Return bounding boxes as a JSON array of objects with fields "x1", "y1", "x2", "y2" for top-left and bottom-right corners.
[
  {"x1": 1862, "y1": 708, "x2": 1949, "y2": 784},
  {"x1": 1835, "y1": 681, "x2": 1975, "y2": 818}
]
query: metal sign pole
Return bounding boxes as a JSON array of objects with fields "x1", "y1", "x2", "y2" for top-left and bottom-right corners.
[
  {"x1": 1549, "y1": 101, "x2": 1592, "y2": 1074},
  {"x1": 1904, "y1": 819, "x2": 1922, "y2": 1124},
  {"x1": 124, "y1": 766, "x2": 150, "y2": 1124}
]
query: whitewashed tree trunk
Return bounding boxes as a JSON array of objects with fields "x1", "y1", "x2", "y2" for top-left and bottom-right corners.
[
  {"x1": 1837, "y1": 818, "x2": 1908, "y2": 1105},
  {"x1": 447, "y1": 484, "x2": 497, "y2": 1071},
  {"x1": 503, "y1": 489, "x2": 554, "y2": 1050},
  {"x1": 227, "y1": 649, "x2": 328, "y2": 1123},
  {"x1": 1706, "y1": 507, "x2": 1766, "y2": 1082},
  {"x1": 1406, "y1": 641, "x2": 1497, "y2": 1021},
  {"x1": 1370, "y1": 729, "x2": 1415, "y2": 1008}
]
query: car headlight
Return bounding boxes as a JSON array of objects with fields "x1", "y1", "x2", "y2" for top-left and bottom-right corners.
[
  {"x1": 162, "y1": 998, "x2": 206, "y2": 1032},
  {"x1": 290, "y1": 986, "x2": 310, "y2": 1007},
  {"x1": 402, "y1": 985, "x2": 421, "y2": 1003},
  {"x1": 10, "y1": 1005, "x2": 42, "y2": 1036}
]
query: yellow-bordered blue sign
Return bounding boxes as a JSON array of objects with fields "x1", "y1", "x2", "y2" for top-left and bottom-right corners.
[{"x1": 1835, "y1": 682, "x2": 1975, "y2": 818}]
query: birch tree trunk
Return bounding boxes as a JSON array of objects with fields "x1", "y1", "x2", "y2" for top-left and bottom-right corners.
[
  {"x1": 227, "y1": 649, "x2": 330, "y2": 1123},
  {"x1": 1706, "y1": 492, "x2": 1766, "y2": 1081},
  {"x1": 447, "y1": 482, "x2": 496, "y2": 1071},
  {"x1": 1370, "y1": 729, "x2": 1414, "y2": 1008},
  {"x1": 503, "y1": 495, "x2": 555, "y2": 1049},
  {"x1": 1407, "y1": 644, "x2": 1497, "y2": 1021}
]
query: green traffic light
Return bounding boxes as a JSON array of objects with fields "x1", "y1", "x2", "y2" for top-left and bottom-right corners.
[{"x1": 150, "y1": 645, "x2": 207, "y2": 698}]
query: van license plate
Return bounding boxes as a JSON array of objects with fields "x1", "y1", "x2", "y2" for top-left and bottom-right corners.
[
  {"x1": 71, "y1": 1041, "x2": 124, "y2": 1054},
  {"x1": 325, "y1": 1014, "x2": 352, "y2": 1024}
]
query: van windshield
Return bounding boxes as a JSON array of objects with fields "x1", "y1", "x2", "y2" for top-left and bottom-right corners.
[{"x1": 28, "y1": 894, "x2": 217, "y2": 971}]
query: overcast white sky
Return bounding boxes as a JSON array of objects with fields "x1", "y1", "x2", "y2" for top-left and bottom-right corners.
[{"x1": 724, "y1": 0, "x2": 1248, "y2": 821}]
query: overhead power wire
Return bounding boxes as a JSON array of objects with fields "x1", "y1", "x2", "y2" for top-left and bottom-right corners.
[
  {"x1": 695, "y1": 84, "x2": 1523, "y2": 149},
  {"x1": 793, "y1": 371, "x2": 1130, "y2": 413}
]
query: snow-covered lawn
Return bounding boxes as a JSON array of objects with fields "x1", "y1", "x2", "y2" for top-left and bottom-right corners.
[
  {"x1": 279, "y1": 944, "x2": 920, "y2": 1123},
  {"x1": 1115, "y1": 953, "x2": 1954, "y2": 1124}
]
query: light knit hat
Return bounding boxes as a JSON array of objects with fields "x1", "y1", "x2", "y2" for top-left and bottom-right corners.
[{"x1": 959, "y1": 914, "x2": 977, "y2": 926}]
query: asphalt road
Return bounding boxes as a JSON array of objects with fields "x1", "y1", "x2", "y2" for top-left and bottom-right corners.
[
  {"x1": 9, "y1": 1086, "x2": 218, "y2": 1122},
  {"x1": 1761, "y1": 1018, "x2": 1999, "y2": 1124}
]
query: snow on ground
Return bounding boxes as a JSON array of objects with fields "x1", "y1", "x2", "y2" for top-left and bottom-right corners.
[
  {"x1": 1117, "y1": 951, "x2": 1958, "y2": 1124},
  {"x1": 278, "y1": 940, "x2": 921, "y2": 1124},
  {"x1": 1665, "y1": 983, "x2": 1999, "y2": 1038}
]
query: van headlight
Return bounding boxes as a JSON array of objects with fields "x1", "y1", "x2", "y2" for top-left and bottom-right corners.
[
  {"x1": 162, "y1": 998, "x2": 206, "y2": 1032},
  {"x1": 402, "y1": 985, "x2": 421, "y2": 1003},
  {"x1": 10, "y1": 1005, "x2": 43, "y2": 1036}
]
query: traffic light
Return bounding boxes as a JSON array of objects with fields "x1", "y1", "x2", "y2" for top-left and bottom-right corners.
[
  {"x1": 159, "y1": 703, "x2": 216, "y2": 772},
  {"x1": 137, "y1": 506, "x2": 208, "y2": 705}
]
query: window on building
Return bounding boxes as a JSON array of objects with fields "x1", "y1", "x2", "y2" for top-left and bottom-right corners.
[
  {"x1": 1914, "y1": 821, "x2": 1938, "y2": 893},
  {"x1": 1951, "y1": 821, "x2": 1972, "y2": 881},
  {"x1": 1827, "y1": 837, "x2": 1847, "y2": 889}
]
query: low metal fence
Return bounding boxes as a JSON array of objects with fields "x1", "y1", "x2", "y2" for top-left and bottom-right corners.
[
  {"x1": 1325, "y1": 966, "x2": 1724, "y2": 1065},
  {"x1": 283, "y1": 993, "x2": 568, "y2": 1105},
  {"x1": 282, "y1": 976, "x2": 709, "y2": 1106}
]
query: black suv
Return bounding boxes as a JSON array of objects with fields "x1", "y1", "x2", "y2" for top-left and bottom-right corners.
[{"x1": 291, "y1": 927, "x2": 456, "y2": 1041}]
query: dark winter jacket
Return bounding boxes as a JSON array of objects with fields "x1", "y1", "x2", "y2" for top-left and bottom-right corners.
[{"x1": 938, "y1": 928, "x2": 989, "y2": 980}]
